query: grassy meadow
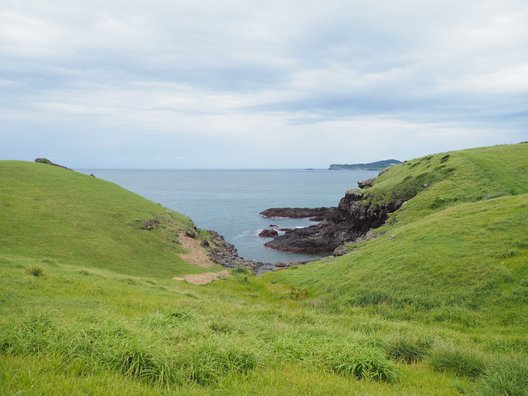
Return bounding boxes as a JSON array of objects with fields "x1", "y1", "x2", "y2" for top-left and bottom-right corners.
[{"x1": 1, "y1": 144, "x2": 527, "y2": 395}]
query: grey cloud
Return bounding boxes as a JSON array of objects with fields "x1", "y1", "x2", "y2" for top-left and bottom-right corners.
[{"x1": 0, "y1": 0, "x2": 527, "y2": 167}]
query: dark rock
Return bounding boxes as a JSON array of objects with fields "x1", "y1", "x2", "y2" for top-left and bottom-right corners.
[
  {"x1": 185, "y1": 230, "x2": 196, "y2": 238},
  {"x1": 200, "y1": 240, "x2": 210, "y2": 248},
  {"x1": 269, "y1": 224, "x2": 278, "y2": 228},
  {"x1": 141, "y1": 219, "x2": 160, "y2": 230},
  {"x1": 34, "y1": 158, "x2": 71, "y2": 170},
  {"x1": 260, "y1": 207, "x2": 336, "y2": 220},
  {"x1": 357, "y1": 178, "x2": 374, "y2": 189},
  {"x1": 264, "y1": 189, "x2": 409, "y2": 254},
  {"x1": 258, "y1": 229, "x2": 279, "y2": 238},
  {"x1": 333, "y1": 244, "x2": 348, "y2": 256}
]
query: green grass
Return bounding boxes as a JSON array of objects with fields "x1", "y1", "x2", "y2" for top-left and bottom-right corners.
[
  {"x1": 0, "y1": 161, "x2": 216, "y2": 278},
  {"x1": 1, "y1": 143, "x2": 527, "y2": 394}
]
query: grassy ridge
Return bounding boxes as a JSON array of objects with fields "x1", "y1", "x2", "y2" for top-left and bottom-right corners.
[
  {"x1": 270, "y1": 144, "x2": 528, "y2": 327},
  {"x1": 0, "y1": 161, "x2": 211, "y2": 277},
  {"x1": 271, "y1": 194, "x2": 528, "y2": 327}
]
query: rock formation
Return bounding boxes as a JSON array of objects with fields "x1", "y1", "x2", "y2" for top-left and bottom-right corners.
[
  {"x1": 259, "y1": 207, "x2": 336, "y2": 221},
  {"x1": 258, "y1": 229, "x2": 279, "y2": 238},
  {"x1": 263, "y1": 190, "x2": 406, "y2": 254},
  {"x1": 34, "y1": 158, "x2": 71, "y2": 170}
]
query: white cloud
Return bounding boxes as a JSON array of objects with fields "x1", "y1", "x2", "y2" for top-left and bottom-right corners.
[{"x1": 0, "y1": 0, "x2": 526, "y2": 167}]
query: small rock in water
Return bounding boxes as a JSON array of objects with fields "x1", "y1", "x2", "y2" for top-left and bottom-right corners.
[{"x1": 258, "y1": 229, "x2": 279, "y2": 238}]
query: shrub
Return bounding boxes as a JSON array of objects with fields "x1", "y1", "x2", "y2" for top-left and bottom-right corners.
[
  {"x1": 232, "y1": 266, "x2": 249, "y2": 275},
  {"x1": 440, "y1": 154, "x2": 450, "y2": 163},
  {"x1": 0, "y1": 314, "x2": 56, "y2": 355},
  {"x1": 326, "y1": 345, "x2": 398, "y2": 383},
  {"x1": 209, "y1": 321, "x2": 234, "y2": 334},
  {"x1": 187, "y1": 345, "x2": 258, "y2": 386},
  {"x1": 290, "y1": 287, "x2": 309, "y2": 301},
  {"x1": 479, "y1": 357, "x2": 528, "y2": 396},
  {"x1": 430, "y1": 347, "x2": 486, "y2": 378},
  {"x1": 26, "y1": 265, "x2": 44, "y2": 277},
  {"x1": 385, "y1": 335, "x2": 433, "y2": 363}
]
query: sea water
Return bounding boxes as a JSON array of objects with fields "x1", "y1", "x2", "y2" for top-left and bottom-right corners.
[{"x1": 78, "y1": 169, "x2": 378, "y2": 263}]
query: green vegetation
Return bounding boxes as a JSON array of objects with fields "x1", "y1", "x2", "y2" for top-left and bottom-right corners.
[
  {"x1": 1, "y1": 144, "x2": 527, "y2": 395},
  {"x1": 0, "y1": 161, "x2": 215, "y2": 278}
]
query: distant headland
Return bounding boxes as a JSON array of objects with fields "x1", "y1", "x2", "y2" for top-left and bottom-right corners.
[{"x1": 329, "y1": 159, "x2": 401, "y2": 170}]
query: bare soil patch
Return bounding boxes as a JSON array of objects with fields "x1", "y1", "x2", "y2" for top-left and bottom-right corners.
[
  {"x1": 179, "y1": 233, "x2": 214, "y2": 268},
  {"x1": 173, "y1": 270, "x2": 230, "y2": 285}
]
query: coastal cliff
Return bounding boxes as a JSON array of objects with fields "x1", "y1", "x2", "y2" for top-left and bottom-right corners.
[
  {"x1": 262, "y1": 157, "x2": 450, "y2": 253},
  {"x1": 329, "y1": 159, "x2": 400, "y2": 170},
  {"x1": 263, "y1": 189, "x2": 405, "y2": 253}
]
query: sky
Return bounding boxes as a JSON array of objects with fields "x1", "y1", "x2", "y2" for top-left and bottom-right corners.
[{"x1": 0, "y1": 0, "x2": 527, "y2": 168}]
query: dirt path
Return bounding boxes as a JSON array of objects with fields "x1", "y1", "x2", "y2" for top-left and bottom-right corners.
[
  {"x1": 179, "y1": 233, "x2": 214, "y2": 268},
  {"x1": 173, "y1": 270, "x2": 230, "y2": 285}
]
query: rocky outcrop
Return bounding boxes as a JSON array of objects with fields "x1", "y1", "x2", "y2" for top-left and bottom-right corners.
[
  {"x1": 141, "y1": 219, "x2": 160, "y2": 230},
  {"x1": 207, "y1": 230, "x2": 264, "y2": 270},
  {"x1": 258, "y1": 229, "x2": 279, "y2": 238},
  {"x1": 35, "y1": 158, "x2": 71, "y2": 170},
  {"x1": 264, "y1": 190, "x2": 406, "y2": 254},
  {"x1": 357, "y1": 178, "x2": 374, "y2": 189},
  {"x1": 260, "y1": 207, "x2": 336, "y2": 221},
  {"x1": 333, "y1": 244, "x2": 348, "y2": 256}
]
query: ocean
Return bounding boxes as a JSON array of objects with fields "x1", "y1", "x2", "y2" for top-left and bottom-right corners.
[{"x1": 78, "y1": 169, "x2": 378, "y2": 263}]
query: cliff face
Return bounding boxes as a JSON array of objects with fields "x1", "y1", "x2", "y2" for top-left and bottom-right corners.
[{"x1": 264, "y1": 187, "x2": 406, "y2": 254}]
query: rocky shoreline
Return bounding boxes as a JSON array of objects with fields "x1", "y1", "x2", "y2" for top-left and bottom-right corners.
[
  {"x1": 260, "y1": 177, "x2": 408, "y2": 255},
  {"x1": 260, "y1": 207, "x2": 337, "y2": 221},
  {"x1": 209, "y1": 173, "x2": 416, "y2": 272}
]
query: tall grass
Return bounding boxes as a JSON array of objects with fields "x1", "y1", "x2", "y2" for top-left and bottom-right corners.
[
  {"x1": 479, "y1": 356, "x2": 528, "y2": 396},
  {"x1": 429, "y1": 347, "x2": 486, "y2": 378},
  {"x1": 325, "y1": 345, "x2": 398, "y2": 382}
]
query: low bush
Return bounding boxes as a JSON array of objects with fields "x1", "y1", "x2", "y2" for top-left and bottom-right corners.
[
  {"x1": 430, "y1": 347, "x2": 486, "y2": 378},
  {"x1": 26, "y1": 265, "x2": 44, "y2": 277},
  {"x1": 385, "y1": 335, "x2": 433, "y2": 363},
  {"x1": 186, "y1": 344, "x2": 258, "y2": 386},
  {"x1": 325, "y1": 345, "x2": 398, "y2": 383},
  {"x1": 290, "y1": 288, "x2": 309, "y2": 301}
]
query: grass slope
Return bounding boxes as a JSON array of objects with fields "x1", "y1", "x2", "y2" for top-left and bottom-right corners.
[
  {"x1": 0, "y1": 161, "x2": 212, "y2": 277},
  {"x1": 1, "y1": 144, "x2": 527, "y2": 395},
  {"x1": 271, "y1": 144, "x2": 528, "y2": 326}
]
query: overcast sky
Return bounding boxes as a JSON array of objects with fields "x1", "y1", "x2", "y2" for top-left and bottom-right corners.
[{"x1": 1, "y1": 0, "x2": 527, "y2": 168}]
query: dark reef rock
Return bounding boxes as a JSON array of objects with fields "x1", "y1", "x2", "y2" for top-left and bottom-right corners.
[
  {"x1": 258, "y1": 229, "x2": 279, "y2": 238},
  {"x1": 34, "y1": 158, "x2": 71, "y2": 170},
  {"x1": 264, "y1": 189, "x2": 407, "y2": 254},
  {"x1": 207, "y1": 230, "x2": 265, "y2": 270},
  {"x1": 260, "y1": 207, "x2": 336, "y2": 220}
]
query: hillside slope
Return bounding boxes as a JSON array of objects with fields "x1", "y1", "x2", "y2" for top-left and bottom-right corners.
[
  {"x1": 1, "y1": 145, "x2": 527, "y2": 395},
  {"x1": 270, "y1": 144, "x2": 528, "y2": 328},
  {"x1": 0, "y1": 161, "x2": 215, "y2": 278}
]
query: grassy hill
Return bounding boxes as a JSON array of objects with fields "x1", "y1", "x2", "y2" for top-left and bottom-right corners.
[
  {"x1": 1, "y1": 145, "x2": 527, "y2": 395},
  {"x1": 271, "y1": 144, "x2": 528, "y2": 328},
  {"x1": 0, "y1": 161, "x2": 215, "y2": 278}
]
